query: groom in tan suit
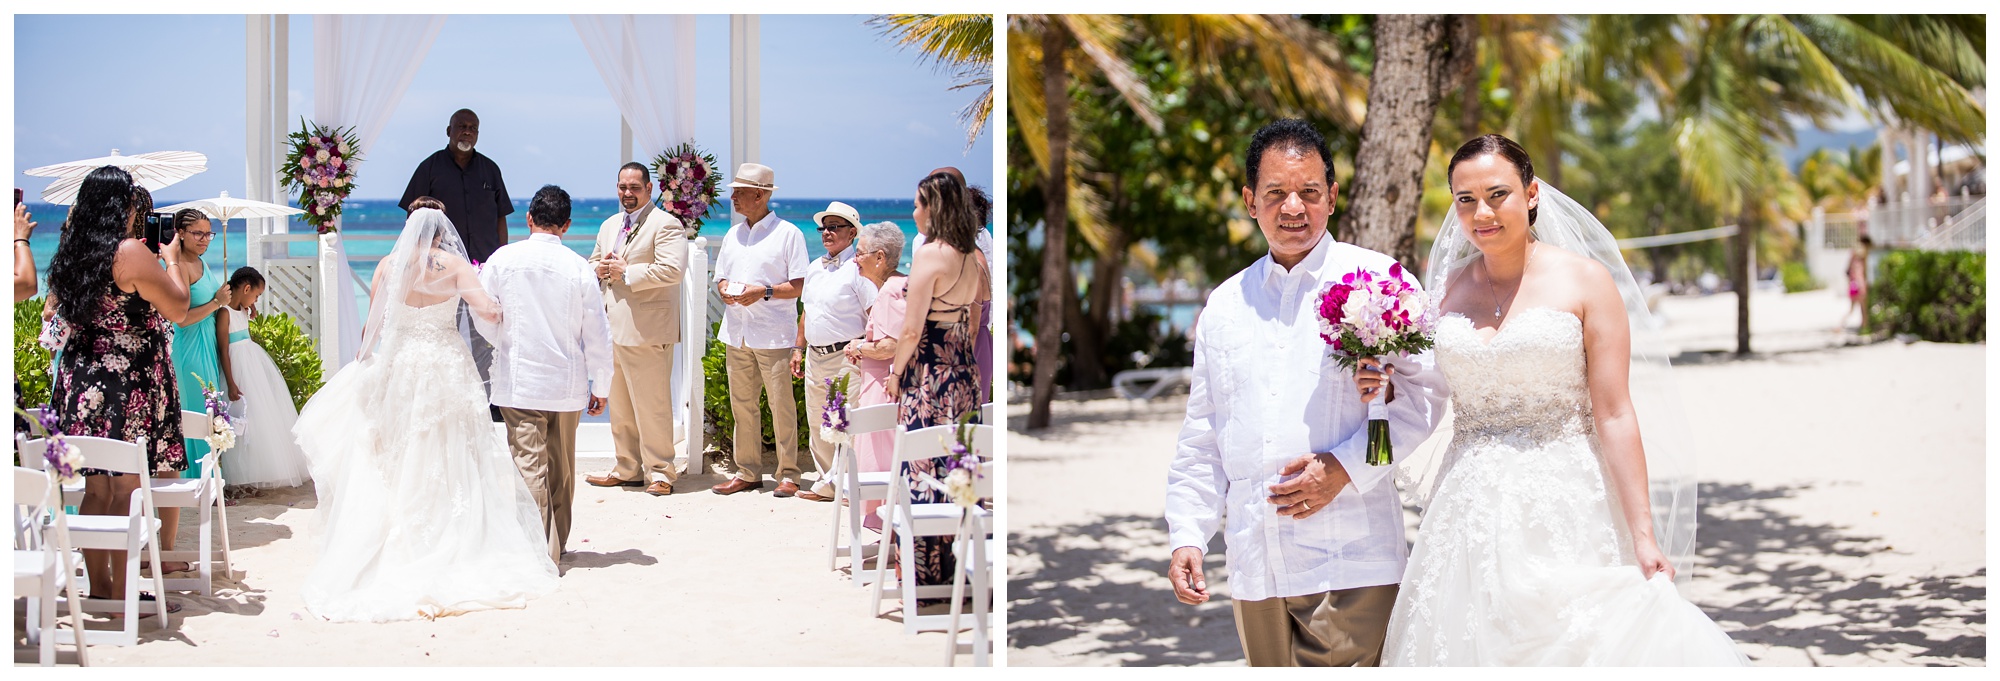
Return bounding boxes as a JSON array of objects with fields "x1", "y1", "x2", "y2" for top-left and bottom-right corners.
[{"x1": 584, "y1": 162, "x2": 689, "y2": 496}]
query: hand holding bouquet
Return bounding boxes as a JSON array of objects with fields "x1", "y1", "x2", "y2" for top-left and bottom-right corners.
[{"x1": 1315, "y1": 262, "x2": 1438, "y2": 465}]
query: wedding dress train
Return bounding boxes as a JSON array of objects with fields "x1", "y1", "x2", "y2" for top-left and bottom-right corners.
[
  {"x1": 292, "y1": 297, "x2": 558, "y2": 622},
  {"x1": 1382, "y1": 307, "x2": 1744, "y2": 665}
]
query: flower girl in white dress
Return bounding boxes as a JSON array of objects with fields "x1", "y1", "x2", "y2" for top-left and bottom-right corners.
[{"x1": 218, "y1": 267, "x2": 311, "y2": 490}]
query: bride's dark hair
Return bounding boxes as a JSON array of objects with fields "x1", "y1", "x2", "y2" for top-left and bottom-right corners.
[{"x1": 1448, "y1": 134, "x2": 1538, "y2": 225}]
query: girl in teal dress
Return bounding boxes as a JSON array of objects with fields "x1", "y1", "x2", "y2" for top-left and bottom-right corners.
[{"x1": 167, "y1": 209, "x2": 232, "y2": 573}]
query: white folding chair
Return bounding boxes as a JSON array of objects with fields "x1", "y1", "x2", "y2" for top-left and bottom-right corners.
[
  {"x1": 868, "y1": 422, "x2": 996, "y2": 634},
  {"x1": 940, "y1": 459, "x2": 997, "y2": 666},
  {"x1": 15, "y1": 467, "x2": 92, "y2": 666},
  {"x1": 59, "y1": 435, "x2": 171, "y2": 645},
  {"x1": 825, "y1": 403, "x2": 899, "y2": 583},
  {"x1": 152, "y1": 410, "x2": 232, "y2": 595}
]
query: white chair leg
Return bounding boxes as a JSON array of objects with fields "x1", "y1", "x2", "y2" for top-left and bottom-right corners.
[
  {"x1": 973, "y1": 533, "x2": 990, "y2": 667},
  {"x1": 849, "y1": 501, "x2": 872, "y2": 585},
  {"x1": 826, "y1": 475, "x2": 844, "y2": 571},
  {"x1": 198, "y1": 492, "x2": 214, "y2": 596},
  {"x1": 41, "y1": 568, "x2": 58, "y2": 665},
  {"x1": 146, "y1": 523, "x2": 168, "y2": 628},
  {"x1": 868, "y1": 525, "x2": 893, "y2": 615},
  {"x1": 900, "y1": 525, "x2": 920, "y2": 635},
  {"x1": 216, "y1": 491, "x2": 233, "y2": 578},
  {"x1": 945, "y1": 527, "x2": 969, "y2": 666},
  {"x1": 64, "y1": 549, "x2": 90, "y2": 666}
]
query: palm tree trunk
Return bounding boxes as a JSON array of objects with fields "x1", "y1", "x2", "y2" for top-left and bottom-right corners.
[
  {"x1": 1733, "y1": 209, "x2": 1754, "y2": 356},
  {"x1": 1339, "y1": 14, "x2": 1457, "y2": 270},
  {"x1": 1028, "y1": 26, "x2": 1071, "y2": 430}
]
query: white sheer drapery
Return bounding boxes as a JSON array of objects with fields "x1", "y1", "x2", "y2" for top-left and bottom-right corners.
[
  {"x1": 572, "y1": 14, "x2": 702, "y2": 432},
  {"x1": 313, "y1": 14, "x2": 448, "y2": 368},
  {"x1": 570, "y1": 15, "x2": 698, "y2": 157}
]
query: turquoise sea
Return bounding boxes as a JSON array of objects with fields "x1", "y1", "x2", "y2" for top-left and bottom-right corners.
[{"x1": 22, "y1": 197, "x2": 924, "y2": 311}]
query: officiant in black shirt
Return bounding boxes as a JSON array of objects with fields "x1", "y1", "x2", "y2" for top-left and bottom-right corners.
[{"x1": 400, "y1": 108, "x2": 514, "y2": 262}]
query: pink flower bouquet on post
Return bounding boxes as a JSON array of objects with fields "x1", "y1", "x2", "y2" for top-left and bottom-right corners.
[{"x1": 1315, "y1": 262, "x2": 1438, "y2": 466}]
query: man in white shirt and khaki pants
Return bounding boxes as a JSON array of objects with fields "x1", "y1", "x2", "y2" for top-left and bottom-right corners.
[
  {"x1": 791, "y1": 201, "x2": 879, "y2": 502},
  {"x1": 1165, "y1": 120, "x2": 1448, "y2": 666},
  {"x1": 710, "y1": 163, "x2": 811, "y2": 496},
  {"x1": 476, "y1": 185, "x2": 615, "y2": 565},
  {"x1": 584, "y1": 162, "x2": 690, "y2": 497}
]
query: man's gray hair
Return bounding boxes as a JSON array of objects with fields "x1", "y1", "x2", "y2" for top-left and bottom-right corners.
[{"x1": 859, "y1": 221, "x2": 905, "y2": 269}]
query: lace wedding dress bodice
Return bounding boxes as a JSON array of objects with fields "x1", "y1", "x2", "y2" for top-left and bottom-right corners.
[
  {"x1": 1382, "y1": 307, "x2": 1744, "y2": 665},
  {"x1": 292, "y1": 295, "x2": 559, "y2": 623}
]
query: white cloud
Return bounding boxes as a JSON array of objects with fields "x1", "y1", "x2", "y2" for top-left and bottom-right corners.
[{"x1": 905, "y1": 120, "x2": 939, "y2": 138}]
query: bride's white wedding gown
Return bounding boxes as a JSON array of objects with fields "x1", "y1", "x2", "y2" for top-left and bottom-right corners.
[
  {"x1": 1383, "y1": 307, "x2": 1745, "y2": 665},
  {"x1": 292, "y1": 298, "x2": 558, "y2": 622}
]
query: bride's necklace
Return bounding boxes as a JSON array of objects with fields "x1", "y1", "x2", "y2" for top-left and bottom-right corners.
[{"x1": 1482, "y1": 243, "x2": 1534, "y2": 320}]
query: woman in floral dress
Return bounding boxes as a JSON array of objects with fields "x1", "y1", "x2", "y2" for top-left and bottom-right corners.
[
  {"x1": 889, "y1": 171, "x2": 990, "y2": 597},
  {"x1": 46, "y1": 166, "x2": 192, "y2": 610}
]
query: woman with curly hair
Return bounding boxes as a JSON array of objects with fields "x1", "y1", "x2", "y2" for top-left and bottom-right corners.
[{"x1": 46, "y1": 165, "x2": 192, "y2": 612}]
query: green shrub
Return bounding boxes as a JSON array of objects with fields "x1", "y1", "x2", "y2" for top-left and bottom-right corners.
[
  {"x1": 700, "y1": 322, "x2": 809, "y2": 457},
  {"x1": 248, "y1": 312, "x2": 326, "y2": 410},
  {"x1": 1868, "y1": 250, "x2": 1985, "y2": 342},
  {"x1": 14, "y1": 298, "x2": 52, "y2": 408},
  {"x1": 1780, "y1": 261, "x2": 1820, "y2": 293}
]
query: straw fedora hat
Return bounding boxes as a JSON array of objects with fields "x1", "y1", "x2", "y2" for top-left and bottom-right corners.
[
  {"x1": 727, "y1": 162, "x2": 779, "y2": 191},
  {"x1": 812, "y1": 201, "x2": 862, "y2": 229}
]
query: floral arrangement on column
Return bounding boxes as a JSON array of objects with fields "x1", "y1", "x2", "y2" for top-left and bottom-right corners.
[
  {"x1": 279, "y1": 119, "x2": 363, "y2": 234},
  {"x1": 648, "y1": 141, "x2": 721, "y2": 229}
]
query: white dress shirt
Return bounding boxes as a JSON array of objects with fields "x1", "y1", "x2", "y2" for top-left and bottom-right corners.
[
  {"x1": 801, "y1": 248, "x2": 879, "y2": 347},
  {"x1": 1165, "y1": 233, "x2": 1449, "y2": 602},
  {"x1": 713, "y1": 212, "x2": 810, "y2": 349},
  {"x1": 474, "y1": 232, "x2": 615, "y2": 412}
]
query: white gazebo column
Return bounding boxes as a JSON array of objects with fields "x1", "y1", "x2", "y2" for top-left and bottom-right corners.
[
  {"x1": 246, "y1": 15, "x2": 273, "y2": 270},
  {"x1": 729, "y1": 14, "x2": 760, "y2": 225}
]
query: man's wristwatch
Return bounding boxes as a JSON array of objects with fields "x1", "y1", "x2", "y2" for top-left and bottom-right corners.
[{"x1": 763, "y1": 286, "x2": 773, "y2": 301}]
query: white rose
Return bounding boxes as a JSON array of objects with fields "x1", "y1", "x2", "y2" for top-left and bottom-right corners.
[
  {"x1": 338, "y1": 141, "x2": 351, "y2": 156},
  {"x1": 315, "y1": 149, "x2": 330, "y2": 163}
]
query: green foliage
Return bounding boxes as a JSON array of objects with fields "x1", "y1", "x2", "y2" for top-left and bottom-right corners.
[
  {"x1": 700, "y1": 323, "x2": 809, "y2": 457},
  {"x1": 14, "y1": 298, "x2": 52, "y2": 408},
  {"x1": 1780, "y1": 262, "x2": 1821, "y2": 293},
  {"x1": 246, "y1": 312, "x2": 325, "y2": 410},
  {"x1": 1868, "y1": 251, "x2": 1985, "y2": 343}
]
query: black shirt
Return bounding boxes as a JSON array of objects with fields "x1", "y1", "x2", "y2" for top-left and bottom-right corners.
[{"x1": 398, "y1": 148, "x2": 514, "y2": 262}]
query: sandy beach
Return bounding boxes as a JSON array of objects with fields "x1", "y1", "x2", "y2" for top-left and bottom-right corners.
[
  {"x1": 1007, "y1": 288, "x2": 1985, "y2": 666},
  {"x1": 15, "y1": 455, "x2": 964, "y2": 666}
]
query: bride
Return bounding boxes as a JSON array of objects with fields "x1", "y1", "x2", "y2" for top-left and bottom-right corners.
[
  {"x1": 292, "y1": 207, "x2": 558, "y2": 622},
  {"x1": 1379, "y1": 135, "x2": 1744, "y2": 664}
]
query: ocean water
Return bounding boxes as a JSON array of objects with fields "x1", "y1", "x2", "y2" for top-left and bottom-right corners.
[{"x1": 22, "y1": 197, "x2": 924, "y2": 311}]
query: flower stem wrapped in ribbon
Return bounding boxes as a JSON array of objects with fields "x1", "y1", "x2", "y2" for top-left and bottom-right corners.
[
  {"x1": 819, "y1": 373, "x2": 853, "y2": 446},
  {"x1": 1315, "y1": 262, "x2": 1439, "y2": 466},
  {"x1": 278, "y1": 119, "x2": 363, "y2": 234},
  {"x1": 938, "y1": 410, "x2": 984, "y2": 508},
  {"x1": 194, "y1": 375, "x2": 237, "y2": 453},
  {"x1": 648, "y1": 141, "x2": 722, "y2": 230}
]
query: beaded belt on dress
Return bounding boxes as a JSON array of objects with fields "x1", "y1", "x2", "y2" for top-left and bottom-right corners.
[{"x1": 1451, "y1": 403, "x2": 1593, "y2": 443}]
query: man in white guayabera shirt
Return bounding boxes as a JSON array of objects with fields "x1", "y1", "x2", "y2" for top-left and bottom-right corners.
[
  {"x1": 475, "y1": 184, "x2": 614, "y2": 565},
  {"x1": 710, "y1": 163, "x2": 811, "y2": 497},
  {"x1": 1164, "y1": 119, "x2": 1448, "y2": 667},
  {"x1": 790, "y1": 201, "x2": 878, "y2": 502}
]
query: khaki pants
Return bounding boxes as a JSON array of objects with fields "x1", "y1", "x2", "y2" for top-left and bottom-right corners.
[
  {"x1": 1232, "y1": 584, "x2": 1399, "y2": 667},
  {"x1": 608, "y1": 343, "x2": 679, "y2": 484},
  {"x1": 801, "y1": 345, "x2": 852, "y2": 497},
  {"x1": 725, "y1": 344, "x2": 800, "y2": 484},
  {"x1": 500, "y1": 407, "x2": 581, "y2": 565}
]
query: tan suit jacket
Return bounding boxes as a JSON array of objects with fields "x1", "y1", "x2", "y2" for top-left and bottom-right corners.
[{"x1": 588, "y1": 201, "x2": 689, "y2": 346}]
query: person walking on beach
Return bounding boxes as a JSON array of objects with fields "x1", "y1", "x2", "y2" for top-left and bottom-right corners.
[
  {"x1": 710, "y1": 163, "x2": 809, "y2": 497},
  {"x1": 792, "y1": 201, "x2": 878, "y2": 502},
  {"x1": 581, "y1": 162, "x2": 690, "y2": 497},
  {"x1": 1163, "y1": 119, "x2": 1449, "y2": 666},
  {"x1": 400, "y1": 108, "x2": 515, "y2": 420},
  {"x1": 476, "y1": 185, "x2": 614, "y2": 564}
]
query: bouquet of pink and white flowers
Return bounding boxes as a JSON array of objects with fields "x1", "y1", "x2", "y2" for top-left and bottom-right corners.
[
  {"x1": 648, "y1": 141, "x2": 721, "y2": 230},
  {"x1": 279, "y1": 119, "x2": 363, "y2": 234},
  {"x1": 819, "y1": 373, "x2": 853, "y2": 446},
  {"x1": 1315, "y1": 262, "x2": 1439, "y2": 466}
]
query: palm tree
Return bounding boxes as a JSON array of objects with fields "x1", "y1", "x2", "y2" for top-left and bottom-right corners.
[
  {"x1": 1581, "y1": 14, "x2": 1984, "y2": 355},
  {"x1": 1011, "y1": 14, "x2": 1369, "y2": 429},
  {"x1": 1339, "y1": 15, "x2": 1476, "y2": 269},
  {"x1": 871, "y1": 14, "x2": 993, "y2": 149}
]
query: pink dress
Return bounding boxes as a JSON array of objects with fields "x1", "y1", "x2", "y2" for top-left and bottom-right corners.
[{"x1": 854, "y1": 275, "x2": 907, "y2": 529}]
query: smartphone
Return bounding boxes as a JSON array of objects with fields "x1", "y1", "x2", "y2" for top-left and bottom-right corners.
[
  {"x1": 13, "y1": 188, "x2": 21, "y2": 206},
  {"x1": 143, "y1": 212, "x2": 176, "y2": 253}
]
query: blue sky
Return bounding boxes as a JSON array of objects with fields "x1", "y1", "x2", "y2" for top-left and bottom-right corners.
[{"x1": 14, "y1": 14, "x2": 994, "y2": 201}]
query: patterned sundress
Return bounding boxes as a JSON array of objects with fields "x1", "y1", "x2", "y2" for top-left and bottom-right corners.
[{"x1": 52, "y1": 287, "x2": 187, "y2": 476}]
